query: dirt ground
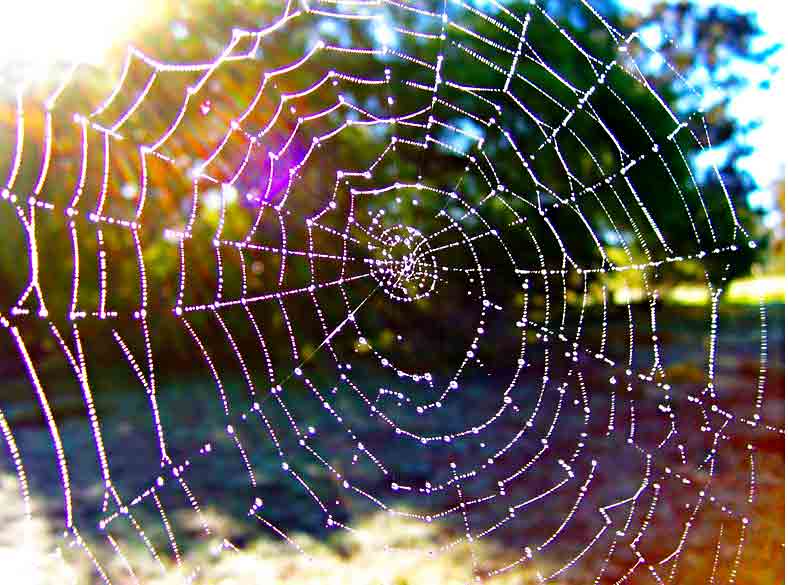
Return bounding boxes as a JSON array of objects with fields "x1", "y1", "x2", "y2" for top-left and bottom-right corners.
[{"x1": 0, "y1": 304, "x2": 783, "y2": 584}]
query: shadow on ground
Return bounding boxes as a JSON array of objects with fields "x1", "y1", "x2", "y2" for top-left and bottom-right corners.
[{"x1": 0, "y1": 305, "x2": 784, "y2": 584}]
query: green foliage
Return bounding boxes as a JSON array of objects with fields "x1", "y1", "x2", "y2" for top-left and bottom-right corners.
[{"x1": 0, "y1": 0, "x2": 772, "y2": 361}]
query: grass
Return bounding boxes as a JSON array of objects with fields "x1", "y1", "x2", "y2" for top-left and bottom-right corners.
[{"x1": 726, "y1": 275, "x2": 786, "y2": 305}]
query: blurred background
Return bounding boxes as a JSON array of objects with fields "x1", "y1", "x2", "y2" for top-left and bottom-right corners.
[{"x1": 0, "y1": 1, "x2": 783, "y2": 583}]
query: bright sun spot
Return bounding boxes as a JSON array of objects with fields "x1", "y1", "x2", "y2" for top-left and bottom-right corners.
[{"x1": 0, "y1": 0, "x2": 149, "y2": 76}]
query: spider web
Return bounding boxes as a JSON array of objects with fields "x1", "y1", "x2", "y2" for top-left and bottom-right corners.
[{"x1": 0, "y1": 1, "x2": 780, "y2": 583}]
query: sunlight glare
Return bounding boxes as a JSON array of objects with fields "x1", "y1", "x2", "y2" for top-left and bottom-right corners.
[{"x1": 0, "y1": 0, "x2": 149, "y2": 76}]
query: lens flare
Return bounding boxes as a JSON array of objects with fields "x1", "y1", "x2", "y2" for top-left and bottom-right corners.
[{"x1": 0, "y1": 0, "x2": 151, "y2": 76}]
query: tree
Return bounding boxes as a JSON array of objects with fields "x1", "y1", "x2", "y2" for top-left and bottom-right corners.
[{"x1": 0, "y1": 0, "x2": 774, "y2": 363}]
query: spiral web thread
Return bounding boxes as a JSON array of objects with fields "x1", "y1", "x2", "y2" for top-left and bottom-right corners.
[{"x1": 0, "y1": 0, "x2": 781, "y2": 583}]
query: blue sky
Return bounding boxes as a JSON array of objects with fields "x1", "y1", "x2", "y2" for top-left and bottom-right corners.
[
  {"x1": 1, "y1": 0, "x2": 781, "y2": 228},
  {"x1": 624, "y1": 0, "x2": 785, "y2": 230}
]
